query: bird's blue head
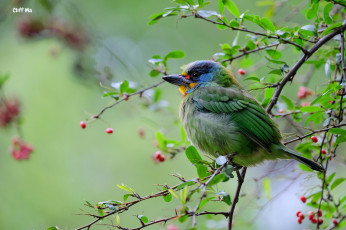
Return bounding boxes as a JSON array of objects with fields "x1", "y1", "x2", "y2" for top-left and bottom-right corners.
[{"x1": 163, "y1": 60, "x2": 239, "y2": 96}]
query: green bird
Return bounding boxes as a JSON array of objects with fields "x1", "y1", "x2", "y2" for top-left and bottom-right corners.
[{"x1": 163, "y1": 60, "x2": 324, "y2": 172}]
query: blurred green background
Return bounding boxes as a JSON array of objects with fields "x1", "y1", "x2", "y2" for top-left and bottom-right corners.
[{"x1": 0, "y1": 0, "x2": 344, "y2": 230}]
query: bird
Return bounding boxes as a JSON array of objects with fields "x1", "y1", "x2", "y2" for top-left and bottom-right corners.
[{"x1": 162, "y1": 60, "x2": 324, "y2": 172}]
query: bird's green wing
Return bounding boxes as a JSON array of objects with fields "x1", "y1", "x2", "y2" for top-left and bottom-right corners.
[{"x1": 192, "y1": 86, "x2": 281, "y2": 152}]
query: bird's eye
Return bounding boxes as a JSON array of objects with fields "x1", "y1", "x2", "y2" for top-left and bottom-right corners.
[{"x1": 192, "y1": 73, "x2": 198, "y2": 78}]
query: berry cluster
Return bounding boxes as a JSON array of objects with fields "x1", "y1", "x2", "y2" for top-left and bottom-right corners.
[
  {"x1": 0, "y1": 98, "x2": 20, "y2": 127},
  {"x1": 10, "y1": 137, "x2": 34, "y2": 160},
  {"x1": 80, "y1": 121, "x2": 114, "y2": 134},
  {"x1": 153, "y1": 151, "x2": 165, "y2": 163},
  {"x1": 298, "y1": 86, "x2": 313, "y2": 99},
  {"x1": 18, "y1": 17, "x2": 89, "y2": 51}
]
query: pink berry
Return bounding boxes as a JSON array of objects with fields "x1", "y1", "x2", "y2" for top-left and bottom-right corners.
[
  {"x1": 311, "y1": 136, "x2": 318, "y2": 143},
  {"x1": 332, "y1": 219, "x2": 338, "y2": 226},
  {"x1": 296, "y1": 211, "x2": 302, "y2": 217},
  {"x1": 321, "y1": 149, "x2": 326, "y2": 154},
  {"x1": 300, "y1": 196, "x2": 306, "y2": 203},
  {"x1": 278, "y1": 109, "x2": 284, "y2": 113},
  {"x1": 154, "y1": 151, "x2": 165, "y2": 162},
  {"x1": 238, "y1": 69, "x2": 245, "y2": 75},
  {"x1": 308, "y1": 211, "x2": 314, "y2": 217},
  {"x1": 80, "y1": 121, "x2": 86, "y2": 129},
  {"x1": 123, "y1": 94, "x2": 129, "y2": 101},
  {"x1": 106, "y1": 128, "x2": 113, "y2": 134}
]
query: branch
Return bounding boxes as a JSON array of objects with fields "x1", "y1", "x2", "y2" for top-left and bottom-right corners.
[
  {"x1": 193, "y1": 12, "x2": 310, "y2": 53},
  {"x1": 92, "y1": 80, "x2": 165, "y2": 119},
  {"x1": 220, "y1": 42, "x2": 280, "y2": 63},
  {"x1": 228, "y1": 167, "x2": 247, "y2": 230},
  {"x1": 283, "y1": 123, "x2": 346, "y2": 145},
  {"x1": 266, "y1": 23, "x2": 346, "y2": 113}
]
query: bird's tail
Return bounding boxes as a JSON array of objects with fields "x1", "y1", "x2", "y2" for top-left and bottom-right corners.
[{"x1": 276, "y1": 145, "x2": 324, "y2": 172}]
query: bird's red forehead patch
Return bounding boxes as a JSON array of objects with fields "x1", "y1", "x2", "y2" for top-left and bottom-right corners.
[{"x1": 184, "y1": 74, "x2": 190, "y2": 79}]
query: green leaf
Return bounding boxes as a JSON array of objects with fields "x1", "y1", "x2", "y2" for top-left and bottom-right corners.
[
  {"x1": 218, "y1": 191, "x2": 231, "y2": 205},
  {"x1": 115, "y1": 215, "x2": 120, "y2": 225},
  {"x1": 305, "y1": 112, "x2": 324, "y2": 125},
  {"x1": 138, "y1": 215, "x2": 149, "y2": 223},
  {"x1": 164, "y1": 50, "x2": 185, "y2": 60},
  {"x1": 46, "y1": 227, "x2": 58, "y2": 230},
  {"x1": 176, "y1": 181, "x2": 196, "y2": 190},
  {"x1": 335, "y1": 135, "x2": 346, "y2": 146},
  {"x1": 149, "y1": 69, "x2": 160, "y2": 77},
  {"x1": 98, "y1": 208, "x2": 104, "y2": 217},
  {"x1": 197, "y1": 165, "x2": 208, "y2": 179},
  {"x1": 260, "y1": 17, "x2": 275, "y2": 32},
  {"x1": 0, "y1": 73, "x2": 10, "y2": 88},
  {"x1": 123, "y1": 194, "x2": 131, "y2": 202},
  {"x1": 263, "y1": 177, "x2": 271, "y2": 199},
  {"x1": 185, "y1": 146, "x2": 202, "y2": 164},
  {"x1": 300, "y1": 106, "x2": 324, "y2": 113},
  {"x1": 219, "y1": 0, "x2": 224, "y2": 14},
  {"x1": 324, "y1": 3, "x2": 333, "y2": 24},
  {"x1": 120, "y1": 80, "x2": 129, "y2": 94},
  {"x1": 208, "y1": 173, "x2": 227, "y2": 187},
  {"x1": 299, "y1": 163, "x2": 313, "y2": 172},
  {"x1": 197, "y1": 197, "x2": 214, "y2": 211},
  {"x1": 266, "y1": 49, "x2": 282, "y2": 60},
  {"x1": 244, "y1": 76, "x2": 260, "y2": 82},
  {"x1": 163, "y1": 193, "x2": 172, "y2": 202},
  {"x1": 105, "y1": 204, "x2": 117, "y2": 212},
  {"x1": 328, "y1": 128, "x2": 346, "y2": 136},
  {"x1": 117, "y1": 184, "x2": 135, "y2": 194},
  {"x1": 306, "y1": 0, "x2": 319, "y2": 20},
  {"x1": 178, "y1": 215, "x2": 189, "y2": 223},
  {"x1": 168, "y1": 189, "x2": 180, "y2": 200},
  {"x1": 321, "y1": 22, "x2": 343, "y2": 36},
  {"x1": 223, "y1": 0, "x2": 240, "y2": 18},
  {"x1": 155, "y1": 131, "x2": 167, "y2": 151},
  {"x1": 222, "y1": 165, "x2": 234, "y2": 178},
  {"x1": 331, "y1": 178, "x2": 346, "y2": 190},
  {"x1": 281, "y1": 95, "x2": 294, "y2": 110},
  {"x1": 229, "y1": 19, "x2": 240, "y2": 27},
  {"x1": 326, "y1": 172, "x2": 336, "y2": 184}
]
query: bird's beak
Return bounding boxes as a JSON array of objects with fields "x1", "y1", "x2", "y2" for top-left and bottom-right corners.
[{"x1": 162, "y1": 74, "x2": 192, "y2": 86}]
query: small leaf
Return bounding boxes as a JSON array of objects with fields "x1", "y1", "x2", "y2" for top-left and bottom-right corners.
[
  {"x1": 185, "y1": 146, "x2": 202, "y2": 164},
  {"x1": 263, "y1": 177, "x2": 271, "y2": 199},
  {"x1": 208, "y1": 173, "x2": 227, "y2": 187},
  {"x1": 331, "y1": 178, "x2": 346, "y2": 190},
  {"x1": 178, "y1": 215, "x2": 189, "y2": 223},
  {"x1": 323, "y1": 3, "x2": 333, "y2": 24},
  {"x1": 222, "y1": 165, "x2": 234, "y2": 178},
  {"x1": 260, "y1": 17, "x2": 275, "y2": 32},
  {"x1": 138, "y1": 215, "x2": 149, "y2": 224},
  {"x1": 306, "y1": 0, "x2": 319, "y2": 20},
  {"x1": 266, "y1": 49, "x2": 282, "y2": 60},
  {"x1": 163, "y1": 193, "x2": 172, "y2": 202},
  {"x1": 117, "y1": 184, "x2": 135, "y2": 194},
  {"x1": 155, "y1": 131, "x2": 167, "y2": 151},
  {"x1": 120, "y1": 80, "x2": 129, "y2": 94},
  {"x1": 115, "y1": 215, "x2": 120, "y2": 226},
  {"x1": 219, "y1": 0, "x2": 224, "y2": 14},
  {"x1": 197, "y1": 197, "x2": 214, "y2": 211},
  {"x1": 46, "y1": 227, "x2": 58, "y2": 230},
  {"x1": 197, "y1": 164, "x2": 208, "y2": 179},
  {"x1": 326, "y1": 172, "x2": 336, "y2": 184},
  {"x1": 168, "y1": 189, "x2": 180, "y2": 200},
  {"x1": 223, "y1": 0, "x2": 240, "y2": 18},
  {"x1": 164, "y1": 50, "x2": 185, "y2": 60},
  {"x1": 281, "y1": 95, "x2": 294, "y2": 110},
  {"x1": 105, "y1": 204, "x2": 117, "y2": 212},
  {"x1": 176, "y1": 181, "x2": 196, "y2": 190},
  {"x1": 149, "y1": 69, "x2": 160, "y2": 77},
  {"x1": 299, "y1": 163, "x2": 313, "y2": 172},
  {"x1": 217, "y1": 191, "x2": 232, "y2": 205},
  {"x1": 328, "y1": 128, "x2": 346, "y2": 136},
  {"x1": 300, "y1": 106, "x2": 324, "y2": 113}
]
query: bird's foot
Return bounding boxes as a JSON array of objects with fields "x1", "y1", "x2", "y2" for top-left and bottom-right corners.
[{"x1": 226, "y1": 153, "x2": 242, "y2": 171}]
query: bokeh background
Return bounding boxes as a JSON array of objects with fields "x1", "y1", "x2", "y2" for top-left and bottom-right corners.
[{"x1": 0, "y1": 0, "x2": 344, "y2": 229}]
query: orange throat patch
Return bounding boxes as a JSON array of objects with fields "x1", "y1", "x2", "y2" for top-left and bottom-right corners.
[{"x1": 179, "y1": 83, "x2": 197, "y2": 97}]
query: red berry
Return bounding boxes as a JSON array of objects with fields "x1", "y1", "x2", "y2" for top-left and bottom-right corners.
[
  {"x1": 298, "y1": 213, "x2": 305, "y2": 220},
  {"x1": 311, "y1": 136, "x2": 318, "y2": 143},
  {"x1": 154, "y1": 151, "x2": 165, "y2": 162},
  {"x1": 297, "y1": 217, "x2": 302, "y2": 224},
  {"x1": 317, "y1": 209, "x2": 322, "y2": 217},
  {"x1": 298, "y1": 86, "x2": 313, "y2": 99},
  {"x1": 308, "y1": 211, "x2": 314, "y2": 217},
  {"x1": 296, "y1": 211, "x2": 302, "y2": 217},
  {"x1": 238, "y1": 69, "x2": 245, "y2": 75},
  {"x1": 332, "y1": 219, "x2": 338, "y2": 226},
  {"x1": 318, "y1": 218, "x2": 323, "y2": 224},
  {"x1": 311, "y1": 217, "x2": 317, "y2": 224},
  {"x1": 321, "y1": 149, "x2": 326, "y2": 154},
  {"x1": 300, "y1": 196, "x2": 306, "y2": 203},
  {"x1": 80, "y1": 121, "x2": 86, "y2": 129},
  {"x1": 106, "y1": 128, "x2": 113, "y2": 134},
  {"x1": 123, "y1": 94, "x2": 129, "y2": 101}
]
